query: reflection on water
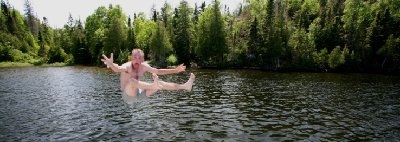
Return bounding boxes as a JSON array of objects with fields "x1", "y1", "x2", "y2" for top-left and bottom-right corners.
[{"x1": 0, "y1": 67, "x2": 399, "y2": 141}]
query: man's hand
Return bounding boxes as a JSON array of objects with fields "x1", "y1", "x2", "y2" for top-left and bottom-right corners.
[
  {"x1": 175, "y1": 63, "x2": 186, "y2": 73},
  {"x1": 101, "y1": 53, "x2": 114, "y2": 68}
]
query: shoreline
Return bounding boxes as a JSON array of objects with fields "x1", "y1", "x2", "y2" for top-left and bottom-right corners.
[
  {"x1": 1, "y1": 62, "x2": 398, "y2": 75},
  {"x1": 0, "y1": 62, "x2": 68, "y2": 68}
]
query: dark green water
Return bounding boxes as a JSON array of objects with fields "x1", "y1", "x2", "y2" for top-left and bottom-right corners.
[{"x1": 0, "y1": 67, "x2": 399, "y2": 141}]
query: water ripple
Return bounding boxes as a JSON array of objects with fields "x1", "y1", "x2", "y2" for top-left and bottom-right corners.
[{"x1": 0, "y1": 67, "x2": 399, "y2": 141}]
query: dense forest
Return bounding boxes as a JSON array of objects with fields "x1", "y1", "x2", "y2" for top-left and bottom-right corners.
[{"x1": 0, "y1": 0, "x2": 399, "y2": 73}]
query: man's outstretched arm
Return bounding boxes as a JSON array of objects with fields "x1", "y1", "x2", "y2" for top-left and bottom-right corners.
[
  {"x1": 101, "y1": 53, "x2": 127, "y2": 73},
  {"x1": 144, "y1": 63, "x2": 186, "y2": 75}
]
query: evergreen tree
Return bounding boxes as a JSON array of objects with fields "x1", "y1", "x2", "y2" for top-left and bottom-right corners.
[
  {"x1": 151, "y1": 22, "x2": 172, "y2": 67},
  {"x1": 6, "y1": 8, "x2": 17, "y2": 34},
  {"x1": 103, "y1": 5, "x2": 127, "y2": 62},
  {"x1": 342, "y1": 0, "x2": 362, "y2": 59},
  {"x1": 61, "y1": 14, "x2": 75, "y2": 54},
  {"x1": 0, "y1": 0, "x2": 6, "y2": 32},
  {"x1": 127, "y1": 16, "x2": 136, "y2": 51},
  {"x1": 134, "y1": 12, "x2": 157, "y2": 59},
  {"x1": 24, "y1": 0, "x2": 38, "y2": 37},
  {"x1": 85, "y1": 6, "x2": 107, "y2": 65},
  {"x1": 369, "y1": 5, "x2": 394, "y2": 64},
  {"x1": 197, "y1": 0, "x2": 228, "y2": 67},
  {"x1": 248, "y1": 17, "x2": 260, "y2": 61},
  {"x1": 201, "y1": 2, "x2": 206, "y2": 12},
  {"x1": 152, "y1": 6, "x2": 158, "y2": 22},
  {"x1": 72, "y1": 19, "x2": 89, "y2": 64},
  {"x1": 173, "y1": 0, "x2": 191, "y2": 66},
  {"x1": 161, "y1": 2, "x2": 173, "y2": 46},
  {"x1": 193, "y1": 3, "x2": 199, "y2": 23}
]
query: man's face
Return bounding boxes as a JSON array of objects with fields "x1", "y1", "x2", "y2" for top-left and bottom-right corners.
[{"x1": 131, "y1": 52, "x2": 143, "y2": 66}]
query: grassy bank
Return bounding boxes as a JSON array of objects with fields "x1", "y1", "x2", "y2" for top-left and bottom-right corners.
[{"x1": 0, "y1": 62, "x2": 68, "y2": 68}]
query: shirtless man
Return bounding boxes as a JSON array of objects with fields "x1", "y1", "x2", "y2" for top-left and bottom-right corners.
[{"x1": 101, "y1": 48, "x2": 195, "y2": 97}]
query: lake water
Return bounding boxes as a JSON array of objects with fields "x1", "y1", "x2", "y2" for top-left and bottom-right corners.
[{"x1": 0, "y1": 66, "x2": 399, "y2": 141}]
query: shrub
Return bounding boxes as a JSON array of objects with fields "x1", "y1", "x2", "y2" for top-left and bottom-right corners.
[
  {"x1": 313, "y1": 48, "x2": 328, "y2": 70},
  {"x1": 9, "y1": 49, "x2": 32, "y2": 62},
  {"x1": 0, "y1": 42, "x2": 12, "y2": 61},
  {"x1": 328, "y1": 46, "x2": 349, "y2": 69},
  {"x1": 117, "y1": 49, "x2": 130, "y2": 64},
  {"x1": 166, "y1": 54, "x2": 177, "y2": 66},
  {"x1": 48, "y1": 46, "x2": 67, "y2": 63}
]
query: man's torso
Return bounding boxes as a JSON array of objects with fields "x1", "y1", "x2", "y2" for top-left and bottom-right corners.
[{"x1": 120, "y1": 62, "x2": 147, "y2": 90}]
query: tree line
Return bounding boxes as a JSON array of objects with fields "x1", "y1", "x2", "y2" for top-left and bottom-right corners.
[{"x1": 0, "y1": 0, "x2": 399, "y2": 73}]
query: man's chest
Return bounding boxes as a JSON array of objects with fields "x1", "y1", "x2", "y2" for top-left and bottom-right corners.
[{"x1": 128, "y1": 66, "x2": 146, "y2": 79}]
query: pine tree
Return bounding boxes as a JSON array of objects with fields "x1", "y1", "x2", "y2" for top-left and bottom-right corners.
[
  {"x1": 127, "y1": 16, "x2": 136, "y2": 51},
  {"x1": 248, "y1": 17, "x2": 259, "y2": 59},
  {"x1": 173, "y1": 0, "x2": 191, "y2": 66},
  {"x1": 24, "y1": 0, "x2": 38, "y2": 37}
]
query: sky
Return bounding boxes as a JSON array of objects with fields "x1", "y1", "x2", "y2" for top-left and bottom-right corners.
[{"x1": 10, "y1": 0, "x2": 243, "y2": 28}]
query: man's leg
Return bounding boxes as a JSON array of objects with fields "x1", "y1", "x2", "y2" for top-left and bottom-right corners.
[
  {"x1": 129, "y1": 74, "x2": 159, "y2": 90},
  {"x1": 122, "y1": 73, "x2": 160, "y2": 97},
  {"x1": 145, "y1": 89, "x2": 158, "y2": 97},
  {"x1": 123, "y1": 85, "x2": 138, "y2": 96},
  {"x1": 158, "y1": 73, "x2": 195, "y2": 91},
  {"x1": 145, "y1": 73, "x2": 195, "y2": 96}
]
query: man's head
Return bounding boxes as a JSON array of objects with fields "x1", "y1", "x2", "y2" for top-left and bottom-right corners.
[{"x1": 131, "y1": 48, "x2": 144, "y2": 68}]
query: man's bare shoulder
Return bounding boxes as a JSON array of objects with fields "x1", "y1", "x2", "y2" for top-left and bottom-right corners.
[
  {"x1": 141, "y1": 61, "x2": 151, "y2": 67},
  {"x1": 121, "y1": 61, "x2": 132, "y2": 67},
  {"x1": 140, "y1": 62, "x2": 155, "y2": 72}
]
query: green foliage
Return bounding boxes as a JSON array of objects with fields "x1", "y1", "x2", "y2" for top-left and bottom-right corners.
[
  {"x1": 0, "y1": 41, "x2": 33, "y2": 63},
  {"x1": 103, "y1": 5, "x2": 127, "y2": 61},
  {"x1": 116, "y1": 49, "x2": 130, "y2": 64},
  {"x1": 0, "y1": 0, "x2": 7, "y2": 32},
  {"x1": 377, "y1": 35, "x2": 400, "y2": 69},
  {"x1": 134, "y1": 13, "x2": 157, "y2": 58},
  {"x1": 248, "y1": 17, "x2": 259, "y2": 58},
  {"x1": 296, "y1": 0, "x2": 319, "y2": 29},
  {"x1": 328, "y1": 46, "x2": 348, "y2": 69},
  {"x1": 1, "y1": 0, "x2": 398, "y2": 73},
  {"x1": 197, "y1": 0, "x2": 228, "y2": 67},
  {"x1": 71, "y1": 19, "x2": 90, "y2": 65},
  {"x1": 226, "y1": 15, "x2": 249, "y2": 66},
  {"x1": 248, "y1": 0, "x2": 267, "y2": 21},
  {"x1": 313, "y1": 48, "x2": 328, "y2": 70},
  {"x1": 173, "y1": 0, "x2": 192, "y2": 66},
  {"x1": 0, "y1": 41, "x2": 12, "y2": 61},
  {"x1": 313, "y1": 0, "x2": 344, "y2": 51},
  {"x1": 161, "y1": 1, "x2": 173, "y2": 38},
  {"x1": 24, "y1": 0, "x2": 39, "y2": 38},
  {"x1": 230, "y1": 37, "x2": 248, "y2": 67},
  {"x1": 0, "y1": 62, "x2": 33, "y2": 67},
  {"x1": 48, "y1": 46, "x2": 67, "y2": 63},
  {"x1": 127, "y1": 16, "x2": 136, "y2": 52},
  {"x1": 9, "y1": 48, "x2": 32, "y2": 62},
  {"x1": 85, "y1": 6, "x2": 107, "y2": 65},
  {"x1": 0, "y1": 32, "x2": 23, "y2": 51},
  {"x1": 196, "y1": 7, "x2": 211, "y2": 62},
  {"x1": 166, "y1": 54, "x2": 178, "y2": 66},
  {"x1": 151, "y1": 22, "x2": 173, "y2": 67},
  {"x1": 288, "y1": 28, "x2": 315, "y2": 68}
]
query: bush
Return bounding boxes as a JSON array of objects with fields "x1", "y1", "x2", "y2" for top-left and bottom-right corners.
[
  {"x1": 65, "y1": 54, "x2": 74, "y2": 65},
  {"x1": 313, "y1": 48, "x2": 328, "y2": 70},
  {"x1": 166, "y1": 54, "x2": 177, "y2": 66},
  {"x1": 0, "y1": 42, "x2": 12, "y2": 61},
  {"x1": 328, "y1": 46, "x2": 349, "y2": 69},
  {"x1": 48, "y1": 46, "x2": 67, "y2": 63},
  {"x1": 9, "y1": 49, "x2": 32, "y2": 62},
  {"x1": 117, "y1": 49, "x2": 130, "y2": 64},
  {"x1": 28, "y1": 58, "x2": 42, "y2": 65},
  {"x1": 0, "y1": 32, "x2": 32, "y2": 53}
]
